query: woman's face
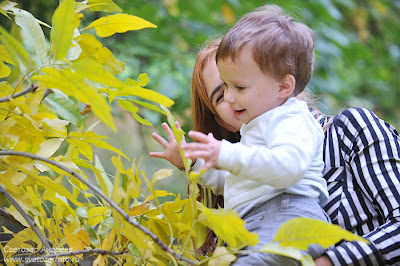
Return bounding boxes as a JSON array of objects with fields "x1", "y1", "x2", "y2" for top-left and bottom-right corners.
[{"x1": 202, "y1": 57, "x2": 243, "y2": 132}]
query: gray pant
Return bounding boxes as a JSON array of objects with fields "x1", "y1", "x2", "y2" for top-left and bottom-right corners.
[{"x1": 234, "y1": 193, "x2": 329, "y2": 265}]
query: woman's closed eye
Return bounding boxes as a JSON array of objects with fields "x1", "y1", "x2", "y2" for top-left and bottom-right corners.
[
  {"x1": 236, "y1": 85, "x2": 246, "y2": 91},
  {"x1": 216, "y1": 92, "x2": 224, "y2": 103}
]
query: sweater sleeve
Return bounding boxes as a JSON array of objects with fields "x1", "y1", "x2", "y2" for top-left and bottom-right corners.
[
  {"x1": 218, "y1": 110, "x2": 323, "y2": 189},
  {"x1": 193, "y1": 158, "x2": 225, "y2": 195}
]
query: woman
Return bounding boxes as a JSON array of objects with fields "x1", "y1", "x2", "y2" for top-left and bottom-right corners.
[{"x1": 149, "y1": 39, "x2": 400, "y2": 265}]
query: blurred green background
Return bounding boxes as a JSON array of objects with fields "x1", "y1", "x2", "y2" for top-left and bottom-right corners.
[{"x1": 2, "y1": 0, "x2": 399, "y2": 197}]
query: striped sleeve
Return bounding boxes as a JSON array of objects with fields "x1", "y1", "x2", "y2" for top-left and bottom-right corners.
[{"x1": 325, "y1": 108, "x2": 400, "y2": 265}]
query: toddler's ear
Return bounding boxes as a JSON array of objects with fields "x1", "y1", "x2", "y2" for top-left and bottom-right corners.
[{"x1": 278, "y1": 74, "x2": 296, "y2": 98}]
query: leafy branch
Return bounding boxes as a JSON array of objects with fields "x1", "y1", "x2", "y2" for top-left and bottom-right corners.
[
  {"x1": 0, "y1": 85, "x2": 38, "y2": 103},
  {"x1": 0, "y1": 151, "x2": 198, "y2": 265},
  {"x1": 0, "y1": 184, "x2": 62, "y2": 266}
]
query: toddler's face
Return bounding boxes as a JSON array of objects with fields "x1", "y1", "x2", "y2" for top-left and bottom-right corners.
[{"x1": 217, "y1": 46, "x2": 286, "y2": 124}]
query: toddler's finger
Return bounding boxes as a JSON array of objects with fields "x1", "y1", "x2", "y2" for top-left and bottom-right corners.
[
  {"x1": 151, "y1": 132, "x2": 169, "y2": 148},
  {"x1": 149, "y1": 151, "x2": 164, "y2": 158},
  {"x1": 161, "y1": 122, "x2": 175, "y2": 141}
]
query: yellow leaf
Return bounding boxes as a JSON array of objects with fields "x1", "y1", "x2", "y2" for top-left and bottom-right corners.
[
  {"x1": 126, "y1": 166, "x2": 141, "y2": 199},
  {"x1": 71, "y1": 58, "x2": 126, "y2": 88},
  {"x1": 121, "y1": 77, "x2": 174, "y2": 107},
  {"x1": 88, "y1": 0, "x2": 122, "y2": 13},
  {"x1": 36, "y1": 138, "x2": 63, "y2": 158},
  {"x1": 274, "y1": 217, "x2": 369, "y2": 250},
  {"x1": 0, "y1": 25, "x2": 36, "y2": 74},
  {"x1": 93, "y1": 254, "x2": 106, "y2": 266},
  {"x1": 67, "y1": 138, "x2": 93, "y2": 162},
  {"x1": 199, "y1": 207, "x2": 259, "y2": 249},
  {"x1": 147, "y1": 190, "x2": 176, "y2": 201},
  {"x1": 221, "y1": 4, "x2": 235, "y2": 24},
  {"x1": 63, "y1": 225, "x2": 84, "y2": 258},
  {"x1": 0, "y1": 44, "x2": 15, "y2": 65},
  {"x1": 32, "y1": 68, "x2": 116, "y2": 131},
  {"x1": 0, "y1": 60, "x2": 11, "y2": 78},
  {"x1": 260, "y1": 243, "x2": 315, "y2": 266},
  {"x1": 30, "y1": 113, "x2": 69, "y2": 138},
  {"x1": 91, "y1": 165, "x2": 110, "y2": 198},
  {"x1": 70, "y1": 131, "x2": 129, "y2": 160},
  {"x1": 88, "y1": 206, "x2": 108, "y2": 227},
  {"x1": 25, "y1": 89, "x2": 45, "y2": 115},
  {"x1": 75, "y1": 33, "x2": 125, "y2": 74},
  {"x1": 117, "y1": 213, "x2": 155, "y2": 250},
  {"x1": 117, "y1": 99, "x2": 152, "y2": 126},
  {"x1": 50, "y1": 0, "x2": 77, "y2": 60},
  {"x1": 101, "y1": 228, "x2": 115, "y2": 250},
  {"x1": 128, "y1": 99, "x2": 166, "y2": 115},
  {"x1": 86, "y1": 13, "x2": 157, "y2": 37},
  {"x1": 128, "y1": 202, "x2": 150, "y2": 216},
  {"x1": 28, "y1": 171, "x2": 84, "y2": 208},
  {"x1": 208, "y1": 246, "x2": 236, "y2": 266},
  {"x1": 160, "y1": 199, "x2": 189, "y2": 224},
  {"x1": 77, "y1": 229, "x2": 91, "y2": 246},
  {"x1": 0, "y1": 1, "x2": 17, "y2": 19},
  {"x1": 151, "y1": 169, "x2": 173, "y2": 185}
]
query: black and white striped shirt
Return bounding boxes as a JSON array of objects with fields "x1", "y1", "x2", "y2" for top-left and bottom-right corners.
[{"x1": 313, "y1": 107, "x2": 400, "y2": 265}]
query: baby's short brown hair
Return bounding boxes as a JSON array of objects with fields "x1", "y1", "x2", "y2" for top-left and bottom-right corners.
[{"x1": 216, "y1": 4, "x2": 315, "y2": 95}]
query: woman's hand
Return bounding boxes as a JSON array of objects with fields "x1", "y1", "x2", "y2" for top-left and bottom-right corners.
[
  {"x1": 314, "y1": 255, "x2": 333, "y2": 266},
  {"x1": 149, "y1": 122, "x2": 186, "y2": 170},
  {"x1": 182, "y1": 131, "x2": 221, "y2": 170}
]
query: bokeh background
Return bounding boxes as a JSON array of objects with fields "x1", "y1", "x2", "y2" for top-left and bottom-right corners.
[{"x1": 2, "y1": 0, "x2": 399, "y2": 198}]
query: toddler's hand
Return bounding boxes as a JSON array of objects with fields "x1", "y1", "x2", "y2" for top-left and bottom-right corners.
[
  {"x1": 149, "y1": 122, "x2": 186, "y2": 170},
  {"x1": 181, "y1": 131, "x2": 221, "y2": 170}
]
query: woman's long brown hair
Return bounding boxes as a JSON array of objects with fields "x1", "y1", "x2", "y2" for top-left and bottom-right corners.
[{"x1": 190, "y1": 39, "x2": 239, "y2": 254}]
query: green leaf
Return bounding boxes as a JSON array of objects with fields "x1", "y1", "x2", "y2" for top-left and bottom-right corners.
[
  {"x1": 85, "y1": 13, "x2": 157, "y2": 37},
  {"x1": 274, "y1": 217, "x2": 369, "y2": 250},
  {"x1": 13, "y1": 8, "x2": 47, "y2": 65},
  {"x1": 88, "y1": 0, "x2": 122, "y2": 13},
  {"x1": 44, "y1": 93, "x2": 85, "y2": 127},
  {"x1": 50, "y1": 0, "x2": 76, "y2": 60}
]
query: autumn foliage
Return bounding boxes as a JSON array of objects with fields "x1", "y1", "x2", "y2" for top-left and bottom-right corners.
[{"x1": 0, "y1": 1, "x2": 366, "y2": 265}]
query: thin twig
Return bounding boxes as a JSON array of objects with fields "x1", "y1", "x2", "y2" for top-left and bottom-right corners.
[
  {"x1": 41, "y1": 89, "x2": 53, "y2": 101},
  {"x1": 0, "y1": 185, "x2": 63, "y2": 266},
  {"x1": 20, "y1": 248, "x2": 127, "y2": 266},
  {"x1": 0, "y1": 151, "x2": 198, "y2": 265},
  {"x1": 0, "y1": 85, "x2": 38, "y2": 103}
]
